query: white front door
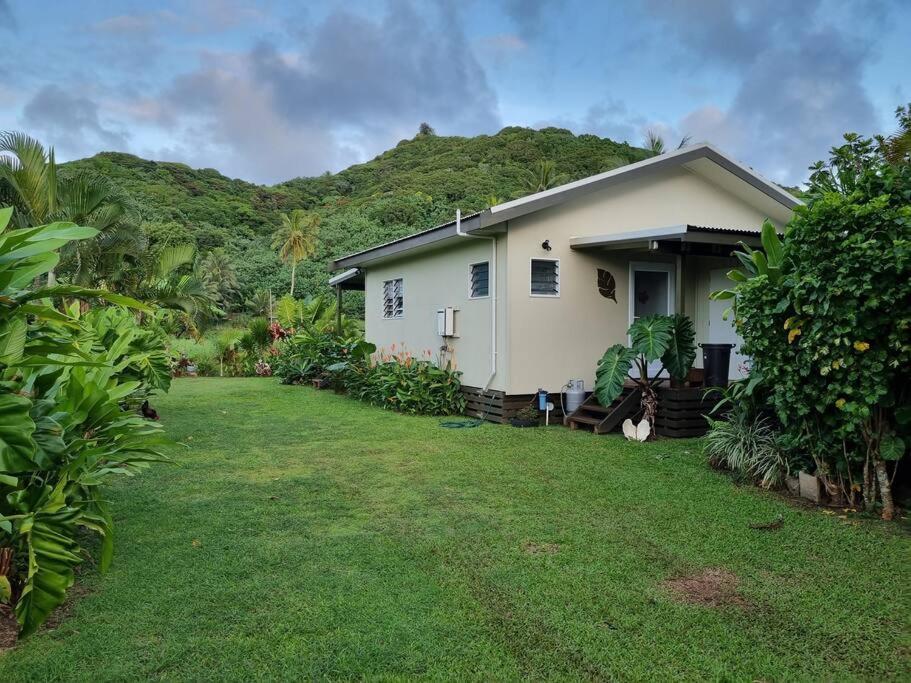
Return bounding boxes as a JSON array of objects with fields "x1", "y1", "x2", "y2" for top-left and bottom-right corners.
[
  {"x1": 708, "y1": 268, "x2": 748, "y2": 379},
  {"x1": 629, "y1": 262, "x2": 675, "y2": 377}
]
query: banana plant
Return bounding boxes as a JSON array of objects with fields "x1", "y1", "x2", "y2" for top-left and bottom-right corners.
[
  {"x1": 710, "y1": 219, "x2": 785, "y2": 302},
  {"x1": 594, "y1": 313, "x2": 696, "y2": 435}
]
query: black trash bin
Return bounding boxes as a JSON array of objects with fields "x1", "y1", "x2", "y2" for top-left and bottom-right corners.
[{"x1": 700, "y1": 343, "x2": 735, "y2": 388}]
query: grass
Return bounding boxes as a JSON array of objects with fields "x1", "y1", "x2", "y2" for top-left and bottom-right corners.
[{"x1": 1, "y1": 378, "x2": 908, "y2": 681}]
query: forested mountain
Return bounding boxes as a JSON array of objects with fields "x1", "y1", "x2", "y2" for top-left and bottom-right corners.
[{"x1": 64, "y1": 126, "x2": 651, "y2": 304}]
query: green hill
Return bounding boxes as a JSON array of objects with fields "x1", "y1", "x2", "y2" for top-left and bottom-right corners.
[{"x1": 65, "y1": 126, "x2": 650, "y2": 303}]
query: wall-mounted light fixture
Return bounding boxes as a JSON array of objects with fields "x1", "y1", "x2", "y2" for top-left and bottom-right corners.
[{"x1": 541, "y1": 239, "x2": 552, "y2": 251}]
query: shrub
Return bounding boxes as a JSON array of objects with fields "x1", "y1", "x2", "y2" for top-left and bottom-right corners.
[
  {"x1": 346, "y1": 348, "x2": 466, "y2": 415},
  {"x1": 713, "y1": 130, "x2": 910, "y2": 517},
  {"x1": 704, "y1": 387, "x2": 790, "y2": 489},
  {"x1": 274, "y1": 338, "x2": 465, "y2": 415}
]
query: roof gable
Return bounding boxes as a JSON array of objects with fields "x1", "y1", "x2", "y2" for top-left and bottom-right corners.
[{"x1": 332, "y1": 143, "x2": 801, "y2": 270}]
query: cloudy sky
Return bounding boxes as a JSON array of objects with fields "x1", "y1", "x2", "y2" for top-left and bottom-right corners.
[{"x1": 1, "y1": 0, "x2": 908, "y2": 185}]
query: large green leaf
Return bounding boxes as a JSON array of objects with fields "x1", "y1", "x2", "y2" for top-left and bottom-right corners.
[
  {"x1": 594, "y1": 344, "x2": 637, "y2": 406},
  {"x1": 19, "y1": 285, "x2": 150, "y2": 311},
  {"x1": 14, "y1": 487, "x2": 83, "y2": 637},
  {"x1": 0, "y1": 315, "x2": 27, "y2": 364},
  {"x1": 662, "y1": 314, "x2": 696, "y2": 381},
  {"x1": 0, "y1": 391, "x2": 38, "y2": 473},
  {"x1": 760, "y1": 219, "x2": 783, "y2": 268},
  {"x1": 629, "y1": 315, "x2": 673, "y2": 361}
]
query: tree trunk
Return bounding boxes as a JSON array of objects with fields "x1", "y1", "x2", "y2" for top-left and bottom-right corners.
[
  {"x1": 874, "y1": 459, "x2": 895, "y2": 521},
  {"x1": 290, "y1": 262, "x2": 296, "y2": 298},
  {"x1": 862, "y1": 456, "x2": 876, "y2": 511}
]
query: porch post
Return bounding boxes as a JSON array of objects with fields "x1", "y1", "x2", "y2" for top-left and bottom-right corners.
[
  {"x1": 675, "y1": 254, "x2": 684, "y2": 314},
  {"x1": 335, "y1": 285, "x2": 342, "y2": 334}
]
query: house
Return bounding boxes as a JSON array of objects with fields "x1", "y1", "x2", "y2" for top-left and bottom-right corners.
[{"x1": 329, "y1": 143, "x2": 801, "y2": 421}]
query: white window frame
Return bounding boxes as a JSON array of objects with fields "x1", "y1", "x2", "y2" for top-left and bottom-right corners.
[
  {"x1": 628, "y1": 261, "x2": 676, "y2": 326},
  {"x1": 382, "y1": 277, "x2": 404, "y2": 319},
  {"x1": 529, "y1": 257, "x2": 560, "y2": 297},
  {"x1": 468, "y1": 260, "x2": 490, "y2": 299}
]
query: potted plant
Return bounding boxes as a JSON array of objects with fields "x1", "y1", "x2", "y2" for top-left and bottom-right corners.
[
  {"x1": 510, "y1": 403, "x2": 540, "y2": 428},
  {"x1": 594, "y1": 313, "x2": 696, "y2": 438}
]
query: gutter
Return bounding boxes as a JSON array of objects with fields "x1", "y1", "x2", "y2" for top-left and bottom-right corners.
[{"x1": 455, "y1": 208, "x2": 497, "y2": 391}]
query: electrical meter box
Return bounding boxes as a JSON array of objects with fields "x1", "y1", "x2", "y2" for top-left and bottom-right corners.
[{"x1": 436, "y1": 307, "x2": 456, "y2": 337}]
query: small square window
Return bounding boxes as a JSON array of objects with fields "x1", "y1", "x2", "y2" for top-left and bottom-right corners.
[
  {"x1": 469, "y1": 261, "x2": 489, "y2": 298},
  {"x1": 383, "y1": 278, "x2": 404, "y2": 318},
  {"x1": 530, "y1": 259, "x2": 559, "y2": 296}
]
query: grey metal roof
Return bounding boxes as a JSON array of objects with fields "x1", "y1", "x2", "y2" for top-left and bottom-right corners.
[{"x1": 330, "y1": 143, "x2": 801, "y2": 271}]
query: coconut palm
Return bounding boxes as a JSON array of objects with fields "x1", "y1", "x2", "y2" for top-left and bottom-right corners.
[
  {"x1": 521, "y1": 160, "x2": 568, "y2": 194},
  {"x1": 272, "y1": 210, "x2": 320, "y2": 297},
  {"x1": 644, "y1": 129, "x2": 692, "y2": 157},
  {"x1": 877, "y1": 103, "x2": 911, "y2": 165}
]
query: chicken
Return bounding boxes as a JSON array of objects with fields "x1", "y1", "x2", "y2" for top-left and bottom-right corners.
[
  {"x1": 622, "y1": 418, "x2": 650, "y2": 442},
  {"x1": 140, "y1": 400, "x2": 160, "y2": 421}
]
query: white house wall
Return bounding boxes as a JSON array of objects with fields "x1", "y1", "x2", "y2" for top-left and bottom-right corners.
[
  {"x1": 364, "y1": 234, "x2": 509, "y2": 391},
  {"x1": 504, "y1": 165, "x2": 776, "y2": 394}
]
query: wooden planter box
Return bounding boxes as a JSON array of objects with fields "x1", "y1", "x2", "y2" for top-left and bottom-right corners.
[{"x1": 655, "y1": 387, "x2": 716, "y2": 438}]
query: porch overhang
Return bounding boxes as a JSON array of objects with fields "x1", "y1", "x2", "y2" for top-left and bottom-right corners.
[
  {"x1": 569, "y1": 224, "x2": 765, "y2": 256},
  {"x1": 327, "y1": 267, "x2": 365, "y2": 291}
]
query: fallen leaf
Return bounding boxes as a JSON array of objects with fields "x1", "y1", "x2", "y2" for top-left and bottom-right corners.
[{"x1": 191, "y1": 539, "x2": 201, "y2": 547}]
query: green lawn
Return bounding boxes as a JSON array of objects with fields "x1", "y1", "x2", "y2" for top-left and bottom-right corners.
[{"x1": 1, "y1": 378, "x2": 907, "y2": 681}]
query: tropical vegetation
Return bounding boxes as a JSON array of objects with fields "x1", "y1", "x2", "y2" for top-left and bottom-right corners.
[
  {"x1": 0, "y1": 207, "x2": 170, "y2": 637},
  {"x1": 594, "y1": 313, "x2": 696, "y2": 434},
  {"x1": 60, "y1": 126, "x2": 652, "y2": 306},
  {"x1": 710, "y1": 115, "x2": 910, "y2": 518}
]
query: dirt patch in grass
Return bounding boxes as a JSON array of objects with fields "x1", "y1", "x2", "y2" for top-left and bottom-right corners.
[
  {"x1": 0, "y1": 583, "x2": 92, "y2": 654},
  {"x1": 662, "y1": 568, "x2": 750, "y2": 608},
  {"x1": 522, "y1": 542, "x2": 560, "y2": 555}
]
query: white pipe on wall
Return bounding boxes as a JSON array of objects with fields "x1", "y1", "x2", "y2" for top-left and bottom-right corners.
[{"x1": 455, "y1": 209, "x2": 497, "y2": 390}]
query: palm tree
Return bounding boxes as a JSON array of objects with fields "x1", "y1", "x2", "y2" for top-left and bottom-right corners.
[
  {"x1": 0, "y1": 131, "x2": 139, "y2": 286},
  {"x1": 644, "y1": 129, "x2": 692, "y2": 157},
  {"x1": 115, "y1": 243, "x2": 218, "y2": 322},
  {"x1": 521, "y1": 160, "x2": 568, "y2": 194},
  {"x1": 198, "y1": 248, "x2": 239, "y2": 305},
  {"x1": 878, "y1": 103, "x2": 911, "y2": 165},
  {"x1": 272, "y1": 210, "x2": 320, "y2": 297},
  {"x1": 0, "y1": 131, "x2": 57, "y2": 227}
]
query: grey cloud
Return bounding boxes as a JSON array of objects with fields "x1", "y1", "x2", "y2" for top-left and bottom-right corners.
[
  {"x1": 0, "y1": 0, "x2": 15, "y2": 31},
  {"x1": 640, "y1": 0, "x2": 885, "y2": 184},
  {"x1": 22, "y1": 84, "x2": 128, "y2": 155},
  {"x1": 499, "y1": 0, "x2": 564, "y2": 40},
  {"x1": 534, "y1": 98, "x2": 646, "y2": 146},
  {"x1": 155, "y1": 2, "x2": 500, "y2": 183}
]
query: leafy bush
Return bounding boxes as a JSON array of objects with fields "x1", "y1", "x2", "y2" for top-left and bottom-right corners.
[
  {"x1": 712, "y1": 130, "x2": 910, "y2": 517},
  {"x1": 346, "y1": 348, "x2": 466, "y2": 415},
  {"x1": 704, "y1": 384, "x2": 790, "y2": 488},
  {"x1": 274, "y1": 337, "x2": 465, "y2": 415},
  {"x1": 0, "y1": 208, "x2": 170, "y2": 637}
]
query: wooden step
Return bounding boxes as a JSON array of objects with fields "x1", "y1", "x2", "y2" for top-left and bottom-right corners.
[{"x1": 565, "y1": 388, "x2": 641, "y2": 435}]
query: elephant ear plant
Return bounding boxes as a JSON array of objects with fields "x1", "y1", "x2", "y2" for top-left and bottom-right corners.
[
  {"x1": 594, "y1": 314, "x2": 696, "y2": 436},
  {"x1": 0, "y1": 207, "x2": 171, "y2": 638}
]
